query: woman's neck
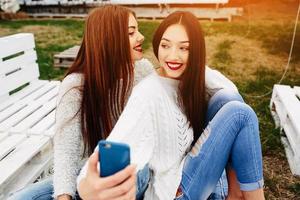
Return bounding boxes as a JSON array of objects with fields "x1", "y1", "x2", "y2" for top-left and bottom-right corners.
[{"x1": 156, "y1": 67, "x2": 181, "y2": 80}]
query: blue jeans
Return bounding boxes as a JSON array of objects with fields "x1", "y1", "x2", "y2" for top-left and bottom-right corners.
[{"x1": 175, "y1": 91, "x2": 264, "y2": 199}]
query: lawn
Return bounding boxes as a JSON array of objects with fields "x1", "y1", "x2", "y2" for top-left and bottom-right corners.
[{"x1": 0, "y1": 8, "x2": 300, "y2": 199}]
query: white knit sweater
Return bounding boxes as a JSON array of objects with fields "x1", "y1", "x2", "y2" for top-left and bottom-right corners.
[
  {"x1": 54, "y1": 58, "x2": 237, "y2": 198},
  {"x1": 80, "y1": 72, "x2": 193, "y2": 199}
]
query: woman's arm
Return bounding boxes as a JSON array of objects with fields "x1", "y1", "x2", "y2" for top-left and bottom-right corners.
[
  {"x1": 205, "y1": 66, "x2": 238, "y2": 97},
  {"x1": 77, "y1": 80, "x2": 157, "y2": 198},
  {"x1": 53, "y1": 74, "x2": 84, "y2": 199}
]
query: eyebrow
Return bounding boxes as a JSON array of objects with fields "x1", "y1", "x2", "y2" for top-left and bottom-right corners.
[
  {"x1": 161, "y1": 38, "x2": 189, "y2": 43},
  {"x1": 128, "y1": 26, "x2": 136, "y2": 29}
]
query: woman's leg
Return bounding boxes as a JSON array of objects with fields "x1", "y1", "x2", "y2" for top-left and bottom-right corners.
[
  {"x1": 176, "y1": 101, "x2": 264, "y2": 200},
  {"x1": 206, "y1": 89, "x2": 244, "y2": 200},
  {"x1": 7, "y1": 177, "x2": 54, "y2": 200},
  {"x1": 205, "y1": 89, "x2": 244, "y2": 126},
  {"x1": 136, "y1": 164, "x2": 150, "y2": 200}
]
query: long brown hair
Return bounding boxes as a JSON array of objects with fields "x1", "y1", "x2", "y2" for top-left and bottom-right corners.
[
  {"x1": 152, "y1": 11, "x2": 207, "y2": 144},
  {"x1": 66, "y1": 5, "x2": 135, "y2": 155}
]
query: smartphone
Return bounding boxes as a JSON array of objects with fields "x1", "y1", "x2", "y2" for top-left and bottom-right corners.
[{"x1": 98, "y1": 140, "x2": 130, "y2": 177}]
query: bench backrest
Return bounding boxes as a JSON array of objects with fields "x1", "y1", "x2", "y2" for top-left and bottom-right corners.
[{"x1": 0, "y1": 33, "x2": 40, "y2": 102}]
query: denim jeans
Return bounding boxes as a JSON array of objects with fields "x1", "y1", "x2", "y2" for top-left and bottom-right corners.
[{"x1": 175, "y1": 92, "x2": 264, "y2": 199}]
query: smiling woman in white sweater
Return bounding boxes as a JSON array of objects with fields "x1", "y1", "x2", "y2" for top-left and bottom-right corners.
[
  {"x1": 7, "y1": 6, "x2": 238, "y2": 200},
  {"x1": 77, "y1": 11, "x2": 265, "y2": 200}
]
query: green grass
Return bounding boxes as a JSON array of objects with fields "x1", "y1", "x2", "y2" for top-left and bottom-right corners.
[
  {"x1": 211, "y1": 39, "x2": 234, "y2": 71},
  {"x1": 202, "y1": 21, "x2": 300, "y2": 62}
]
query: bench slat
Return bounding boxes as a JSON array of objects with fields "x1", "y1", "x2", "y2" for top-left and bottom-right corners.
[
  {"x1": 0, "y1": 135, "x2": 50, "y2": 187},
  {"x1": 0, "y1": 62, "x2": 40, "y2": 96},
  {"x1": 0, "y1": 49, "x2": 37, "y2": 76},
  {"x1": 295, "y1": 86, "x2": 300, "y2": 98},
  {"x1": 0, "y1": 84, "x2": 59, "y2": 132},
  {"x1": 0, "y1": 80, "x2": 47, "y2": 112},
  {"x1": 29, "y1": 110, "x2": 56, "y2": 135},
  {"x1": 0, "y1": 33, "x2": 35, "y2": 59},
  {"x1": 10, "y1": 98, "x2": 57, "y2": 134},
  {"x1": 274, "y1": 85, "x2": 300, "y2": 135},
  {"x1": 0, "y1": 81, "x2": 59, "y2": 127},
  {"x1": 0, "y1": 133, "x2": 9, "y2": 143},
  {"x1": 270, "y1": 84, "x2": 300, "y2": 176},
  {"x1": 0, "y1": 134, "x2": 27, "y2": 161}
]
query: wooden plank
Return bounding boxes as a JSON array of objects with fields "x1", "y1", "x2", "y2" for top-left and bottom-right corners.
[
  {"x1": 281, "y1": 137, "x2": 300, "y2": 176},
  {"x1": 1, "y1": 155, "x2": 53, "y2": 199},
  {"x1": 283, "y1": 117, "x2": 300, "y2": 158},
  {"x1": 0, "y1": 135, "x2": 50, "y2": 187},
  {"x1": 274, "y1": 85, "x2": 300, "y2": 135},
  {"x1": 0, "y1": 82, "x2": 58, "y2": 126},
  {"x1": 0, "y1": 33, "x2": 35, "y2": 59},
  {"x1": 0, "y1": 80, "x2": 47, "y2": 112},
  {"x1": 0, "y1": 62, "x2": 40, "y2": 95},
  {"x1": 0, "y1": 49, "x2": 37, "y2": 77},
  {"x1": 29, "y1": 110, "x2": 56, "y2": 136},
  {"x1": 0, "y1": 83, "x2": 59, "y2": 132},
  {"x1": 270, "y1": 84, "x2": 300, "y2": 176},
  {"x1": 53, "y1": 45, "x2": 79, "y2": 68},
  {"x1": 295, "y1": 86, "x2": 300, "y2": 99},
  {"x1": 44, "y1": 126, "x2": 55, "y2": 137},
  {"x1": 0, "y1": 134, "x2": 27, "y2": 161},
  {"x1": 0, "y1": 133, "x2": 9, "y2": 143},
  {"x1": 10, "y1": 98, "x2": 57, "y2": 134}
]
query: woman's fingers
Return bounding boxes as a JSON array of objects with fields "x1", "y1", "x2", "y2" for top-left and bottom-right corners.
[
  {"x1": 99, "y1": 164, "x2": 136, "y2": 189},
  {"x1": 87, "y1": 151, "x2": 99, "y2": 177},
  {"x1": 97, "y1": 173, "x2": 136, "y2": 199}
]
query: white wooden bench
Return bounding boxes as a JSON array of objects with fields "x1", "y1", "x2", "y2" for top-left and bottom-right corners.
[
  {"x1": 0, "y1": 33, "x2": 60, "y2": 199},
  {"x1": 270, "y1": 84, "x2": 300, "y2": 176}
]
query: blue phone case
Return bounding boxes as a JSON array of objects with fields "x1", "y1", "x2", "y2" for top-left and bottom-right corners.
[{"x1": 98, "y1": 140, "x2": 130, "y2": 177}]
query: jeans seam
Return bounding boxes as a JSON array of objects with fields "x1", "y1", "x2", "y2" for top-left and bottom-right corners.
[{"x1": 238, "y1": 109, "x2": 261, "y2": 183}]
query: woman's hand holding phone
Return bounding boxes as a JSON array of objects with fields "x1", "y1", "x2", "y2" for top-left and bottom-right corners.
[{"x1": 78, "y1": 150, "x2": 137, "y2": 200}]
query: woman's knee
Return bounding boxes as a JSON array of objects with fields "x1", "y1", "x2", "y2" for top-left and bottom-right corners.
[
  {"x1": 211, "y1": 89, "x2": 244, "y2": 105},
  {"x1": 222, "y1": 101, "x2": 258, "y2": 125}
]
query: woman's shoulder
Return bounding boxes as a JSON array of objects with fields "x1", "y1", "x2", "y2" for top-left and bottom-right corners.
[
  {"x1": 57, "y1": 73, "x2": 84, "y2": 103},
  {"x1": 131, "y1": 72, "x2": 162, "y2": 98}
]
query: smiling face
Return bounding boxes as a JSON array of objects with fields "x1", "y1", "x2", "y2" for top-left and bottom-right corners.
[
  {"x1": 158, "y1": 24, "x2": 189, "y2": 79},
  {"x1": 128, "y1": 13, "x2": 144, "y2": 61}
]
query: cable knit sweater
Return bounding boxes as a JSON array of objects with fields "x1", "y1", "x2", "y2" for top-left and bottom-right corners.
[{"x1": 54, "y1": 58, "x2": 237, "y2": 198}]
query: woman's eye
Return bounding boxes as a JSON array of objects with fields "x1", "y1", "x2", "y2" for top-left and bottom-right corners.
[
  {"x1": 129, "y1": 32, "x2": 134, "y2": 36},
  {"x1": 181, "y1": 46, "x2": 189, "y2": 51},
  {"x1": 161, "y1": 44, "x2": 169, "y2": 49}
]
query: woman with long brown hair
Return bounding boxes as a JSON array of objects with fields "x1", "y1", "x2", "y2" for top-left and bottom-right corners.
[
  {"x1": 8, "y1": 5, "x2": 152, "y2": 200},
  {"x1": 78, "y1": 11, "x2": 264, "y2": 200}
]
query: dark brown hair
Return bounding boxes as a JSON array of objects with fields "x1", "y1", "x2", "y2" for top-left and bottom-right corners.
[
  {"x1": 152, "y1": 11, "x2": 207, "y2": 144},
  {"x1": 66, "y1": 5, "x2": 135, "y2": 155}
]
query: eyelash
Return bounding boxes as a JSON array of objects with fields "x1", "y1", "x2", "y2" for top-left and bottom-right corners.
[
  {"x1": 181, "y1": 47, "x2": 189, "y2": 51},
  {"x1": 161, "y1": 44, "x2": 189, "y2": 51},
  {"x1": 129, "y1": 32, "x2": 135, "y2": 36}
]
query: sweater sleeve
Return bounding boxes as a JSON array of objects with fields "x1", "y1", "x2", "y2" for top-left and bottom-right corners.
[
  {"x1": 77, "y1": 84, "x2": 156, "y2": 186},
  {"x1": 205, "y1": 66, "x2": 238, "y2": 97},
  {"x1": 53, "y1": 74, "x2": 83, "y2": 198},
  {"x1": 107, "y1": 88, "x2": 155, "y2": 171}
]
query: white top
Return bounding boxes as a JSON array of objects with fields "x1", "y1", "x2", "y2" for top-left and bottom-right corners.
[
  {"x1": 78, "y1": 72, "x2": 193, "y2": 199},
  {"x1": 54, "y1": 58, "x2": 237, "y2": 198}
]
